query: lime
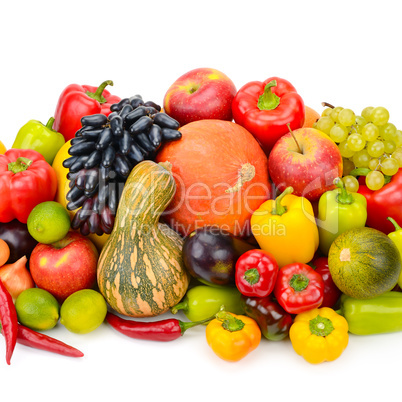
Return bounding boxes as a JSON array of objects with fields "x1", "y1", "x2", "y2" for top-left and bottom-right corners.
[
  {"x1": 27, "y1": 201, "x2": 71, "y2": 244},
  {"x1": 60, "y1": 289, "x2": 107, "y2": 334},
  {"x1": 15, "y1": 288, "x2": 60, "y2": 331}
]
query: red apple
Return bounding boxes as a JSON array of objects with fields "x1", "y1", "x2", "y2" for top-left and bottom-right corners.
[
  {"x1": 29, "y1": 231, "x2": 99, "y2": 302},
  {"x1": 268, "y1": 128, "x2": 343, "y2": 201},
  {"x1": 163, "y1": 67, "x2": 237, "y2": 126}
]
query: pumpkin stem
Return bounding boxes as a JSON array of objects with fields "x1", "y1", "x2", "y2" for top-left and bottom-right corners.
[{"x1": 225, "y1": 163, "x2": 256, "y2": 193}]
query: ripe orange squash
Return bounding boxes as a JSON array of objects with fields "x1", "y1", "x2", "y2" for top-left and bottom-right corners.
[{"x1": 155, "y1": 119, "x2": 271, "y2": 238}]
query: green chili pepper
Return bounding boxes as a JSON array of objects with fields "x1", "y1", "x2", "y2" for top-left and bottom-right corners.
[
  {"x1": 338, "y1": 292, "x2": 402, "y2": 335},
  {"x1": 170, "y1": 285, "x2": 244, "y2": 322},
  {"x1": 12, "y1": 117, "x2": 65, "y2": 165},
  {"x1": 317, "y1": 178, "x2": 367, "y2": 255}
]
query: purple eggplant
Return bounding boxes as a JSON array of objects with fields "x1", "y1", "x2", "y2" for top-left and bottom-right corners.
[
  {"x1": 182, "y1": 226, "x2": 254, "y2": 287},
  {"x1": 0, "y1": 220, "x2": 38, "y2": 265}
]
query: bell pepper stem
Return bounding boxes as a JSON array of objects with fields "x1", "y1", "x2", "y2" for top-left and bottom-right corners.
[
  {"x1": 334, "y1": 178, "x2": 354, "y2": 205},
  {"x1": 388, "y1": 217, "x2": 402, "y2": 231},
  {"x1": 170, "y1": 300, "x2": 187, "y2": 315},
  {"x1": 45, "y1": 117, "x2": 56, "y2": 130},
  {"x1": 309, "y1": 315, "x2": 334, "y2": 337},
  {"x1": 86, "y1": 80, "x2": 114, "y2": 104},
  {"x1": 271, "y1": 186, "x2": 294, "y2": 216},
  {"x1": 257, "y1": 80, "x2": 281, "y2": 111},
  {"x1": 289, "y1": 273, "x2": 309, "y2": 292},
  {"x1": 244, "y1": 268, "x2": 260, "y2": 286},
  {"x1": 8, "y1": 157, "x2": 33, "y2": 174},
  {"x1": 215, "y1": 310, "x2": 245, "y2": 332}
]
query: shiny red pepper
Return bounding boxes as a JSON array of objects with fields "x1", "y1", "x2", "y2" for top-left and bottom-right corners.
[
  {"x1": 357, "y1": 168, "x2": 402, "y2": 235},
  {"x1": 0, "y1": 279, "x2": 18, "y2": 365},
  {"x1": 274, "y1": 262, "x2": 324, "y2": 314},
  {"x1": 241, "y1": 294, "x2": 293, "y2": 341},
  {"x1": 53, "y1": 80, "x2": 121, "y2": 142},
  {"x1": 232, "y1": 77, "x2": 305, "y2": 155},
  {"x1": 106, "y1": 312, "x2": 212, "y2": 342},
  {"x1": 0, "y1": 149, "x2": 58, "y2": 223},
  {"x1": 235, "y1": 249, "x2": 278, "y2": 297},
  {"x1": 310, "y1": 256, "x2": 341, "y2": 308}
]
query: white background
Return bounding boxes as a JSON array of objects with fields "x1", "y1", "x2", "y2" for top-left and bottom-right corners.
[{"x1": 1, "y1": 1, "x2": 402, "y2": 401}]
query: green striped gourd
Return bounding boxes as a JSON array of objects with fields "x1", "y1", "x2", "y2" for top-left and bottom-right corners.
[{"x1": 97, "y1": 160, "x2": 189, "y2": 317}]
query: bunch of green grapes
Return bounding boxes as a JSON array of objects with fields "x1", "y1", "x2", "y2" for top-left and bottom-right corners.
[{"x1": 314, "y1": 104, "x2": 402, "y2": 192}]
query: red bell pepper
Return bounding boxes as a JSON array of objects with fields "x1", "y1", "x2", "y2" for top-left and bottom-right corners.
[
  {"x1": 53, "y1": 80, "x2": 121, "y2": 141},
  {"x1": 0, "y1": 149, "x2": 57, "y2": 223},
  {"x1": 235, "y1": 249, "x2": 278, "y2": 297},
  {"x1": 310, "y1": 256, "x2": 341, "y2": 308},
  {"x1": 274, "y1": 262, "x2": 324, "y2": 314},
  {"x1": 232, "y1": 77, "x2": 305, "y2": 155},
  {"x1": 357, "y1": 168, "x2": 402, "y2": 234}
]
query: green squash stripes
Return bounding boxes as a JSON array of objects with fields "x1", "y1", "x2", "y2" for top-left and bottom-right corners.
[{"x1": 97, "y1": 160, "x2": 189, "y2": 317}]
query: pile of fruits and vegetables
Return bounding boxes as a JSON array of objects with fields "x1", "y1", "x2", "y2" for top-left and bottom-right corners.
[{"x1": 1, "y1": 67, "x2": 402, "y2": 365}]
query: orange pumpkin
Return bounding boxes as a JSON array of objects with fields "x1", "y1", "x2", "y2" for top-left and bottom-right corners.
[{"x1": 155, "y1": 119, "x2": 271, "y2": 238}]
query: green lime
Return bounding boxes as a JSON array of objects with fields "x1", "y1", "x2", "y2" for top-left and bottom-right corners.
[
  {"x1": 60, "y1": 289, "x2": 107, "y2": 334},
  {"x1": 15, "y1": 288, "x2": 60, "y2": 331},
  {"x1": 27, "y1": 201, "x2": 71, "y2": 244}
]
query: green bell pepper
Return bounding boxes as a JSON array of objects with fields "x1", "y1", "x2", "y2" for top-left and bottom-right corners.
[
  {"x1": 12, "y1": 117, "x2": 65, "y2": 165},
  {"x1": 339, "y1": 292, "x2": 402, "y2": 335},
  {"x1": 318, "y1": 178, "x2": 367, "y2": 255},
  {"x1": 388, "y1": 217, "x2": 402, "y2": 288},
  {"x1": 170, "y1": 285, "x2": 244, "y2": 322}
]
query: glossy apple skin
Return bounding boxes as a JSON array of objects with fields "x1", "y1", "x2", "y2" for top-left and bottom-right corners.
[
  {"x1": 29, "y1": 231, "x2": 99, "y2": 302},
  {"x1": 163, "y1": 67, "x2": 237, "y2": 126},
  {"x1": 268, "y1": 128, "x2": 343, "y2": 201}
]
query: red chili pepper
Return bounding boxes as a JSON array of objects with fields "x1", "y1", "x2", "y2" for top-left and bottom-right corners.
[
  {"x1": 232, "y1": 77, "x2": 305, "y2": 155},
  {"x1": 106, "y1": 312, "x2": 212, "y2": 342},
  {"x1": 274, "y1": 262, "x2": 324, "y2": 314},
  {"x1": 357, "y1": 168, "x2": 402, "y2": 235},
  {"x1": 235, "y1": 249, "x2": 278, "y2": 297},
  {"x1": 53, "y1": 80, "x2": 121, "y2": 142},
  {"x1": 0, "y1": 149, "x2": 58, "y2": 224},
  {"x1": 310, "y1": 256, "x2": 341, "y2": 308},
  {"x1": 0, "y1": 279, "x2": 18, "y2": 365},
  {"x1": 3, "y1": 324, "x2": 83, "y2": 358}
]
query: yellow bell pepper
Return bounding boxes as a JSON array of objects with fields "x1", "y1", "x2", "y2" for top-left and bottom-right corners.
[
  {"x1": 289, "y1": 307, "x2": 349, "y2": 364},
  {"x1": 206, "y1": 311, "x2": 261, "y2": 362},
  {"x1": 250, "y1": 187, "x2": 319, "y2": 268},
  {"x1": 0, "y1": 140, "x2": 6, "y2": 155}
]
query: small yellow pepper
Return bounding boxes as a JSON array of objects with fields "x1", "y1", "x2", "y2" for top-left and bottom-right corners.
[
  {"x1": 251, "y1": 186, "x2": 319, "y2": 268},
  {"x1": 206, "y1": 311, "x2": 261, "y2": 362},
  {"x1": 387, "y1": 217, "x2": 402, "y2": 288},
  {"x1": 289, "y1": 307, "x2": 349, "y2": 364}
]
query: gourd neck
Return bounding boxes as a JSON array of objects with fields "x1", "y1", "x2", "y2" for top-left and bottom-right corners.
[{"x1": 115, "y1": 161, "x2": 176, "y2": 228}]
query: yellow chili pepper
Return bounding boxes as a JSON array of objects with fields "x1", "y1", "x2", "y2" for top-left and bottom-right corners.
[
  {"x1": 289, "y1": 307, "x2": 349, "y2": 364},
  {"x1": 250, "y1": 186, "x2": 319, "y2": 268},
  {"x1": 206, "y1": 311, "x2": 261, "y2": 362}
]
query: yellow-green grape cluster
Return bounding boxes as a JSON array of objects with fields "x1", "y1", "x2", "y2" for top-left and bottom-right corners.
[{"x1": 314, "y1": 105, "x2": 402, "y2": 191}]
